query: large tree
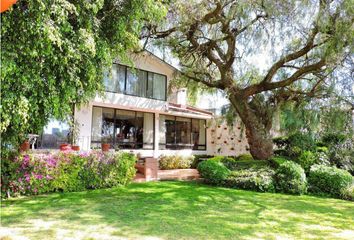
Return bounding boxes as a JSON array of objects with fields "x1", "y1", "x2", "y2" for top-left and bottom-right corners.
[
  {"x1": 143, "y1": 0, "x2": 353, "y2": 159},
  {"x1": 1, "y1": 0, "x2": 165, "y2": 147}
]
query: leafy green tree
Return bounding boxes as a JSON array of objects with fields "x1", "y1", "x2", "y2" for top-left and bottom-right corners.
[
  {"x1": 144, "y1": 0, "x2": 353, "y2": 159},
  {"x1": 1, "y1": 0, "x2": 165, "y2": 148}
]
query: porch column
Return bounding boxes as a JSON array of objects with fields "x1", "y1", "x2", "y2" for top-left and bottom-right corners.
[{"x1": 154, "y1": 113, "x2": 160, "y2": 158}]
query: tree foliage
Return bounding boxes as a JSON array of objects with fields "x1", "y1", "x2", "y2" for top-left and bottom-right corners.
[
  {"x1": 1, "y1": 0, "x2": 165, "y2": 147},
  {"x1": 144, "y1": 0, "x2": 353, "y2": 159}
]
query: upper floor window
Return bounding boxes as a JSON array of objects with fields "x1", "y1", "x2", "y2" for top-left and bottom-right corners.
[{"x1": 104, "y1": 64, "x2": 167, "y2": 101}]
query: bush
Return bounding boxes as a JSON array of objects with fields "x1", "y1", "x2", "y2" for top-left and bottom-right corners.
[
  {"x1": 269, "y1": 156, "x2": 288, "y2": 168},
  {"x1": 274, "y1": 133, "x2": 316, "y2": 158},
  {"x1": 197, "y1": 159, "x2": 230, "y2": 185},
  {"x1": 1, "y1": 151, "x2": 137, "y2": 197},
  {"x1": 340, "y1": 184, "x2": 354, "y2": 201},
  {"x1": 329, "y1": 139, "x2": 354, "y2": 175},
  {"x1": 224, "y1": 167, "x2": 275, "y2": 192},
  {"x1": 225, "y1": 160, "x2": 270, "y2": 171},
  {"x1": 159, "y1": 155, "x2": 194, "y2": 170},
  {"x1": 273, "y1": 136, "x2": 289, "y2": 149},
  {"x1": 308, "y1": 164, "x2": 353, "y2": 198},
  {"x1": 314, "y1": 151, "x2": 331, "y2": 166},
  {"x1": 295, "y1": 151, "x2": 316, "y2": 173},
  {"x1": 274, "y1": 161, "x2": 307, "y2": 195},
  {"x1": 192, "y1": 155, "x2": 214, "y2": 168},
  {"x1": 321, "y1": 133, "x2": 347, "y2": 146},
  {"x1": 287, "y1": 132, "x2": 316, "y2": 153},
  {"x1": 316, "y1": 146, "x2": 329, "y2": 153},
  {"x1": 236, "y1": 154, "x2": 254, "y2": 161}
]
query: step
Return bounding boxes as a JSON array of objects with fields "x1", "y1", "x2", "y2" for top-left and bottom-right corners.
[{"x1": 133, "y1": 173, "x2": 146, "y2": 183}]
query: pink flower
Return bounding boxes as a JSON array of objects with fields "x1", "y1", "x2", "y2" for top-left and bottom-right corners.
[
  {"x1": 25, "y1": 176, "x2": 30, "y2": 182},
  {"x1": 46, "y1": 175, "x2": 53, "y2": 180},
  {"x1": 18, "y1": 178, "x2": 22, "y2": 182},
  {"x1": 35, "y1": 174, "x2": 43, "y2": 180}
]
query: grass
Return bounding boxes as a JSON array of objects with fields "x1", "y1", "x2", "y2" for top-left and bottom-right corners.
[{"x1": 1, "y1": 181, "x2": 354, "y2": 240}]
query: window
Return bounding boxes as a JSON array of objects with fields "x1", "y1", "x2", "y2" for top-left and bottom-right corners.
[
  {"x1": 152, "y1": 73, "x2": 166, "y2": 100},
  {"x1": 103, "y1": 64, "x2": 125, "y2": 93},
  {"x1": 91, "y1": 106, "x2": 154, "y2": 149},
  {"x1": 159, "y1": 115, "x2": 206, "y2": 150},
  {"x1": 40, "y1": 119, "x2": 70, "y2": 149},
  {"x1": 104, "y1": 64, "x2": 167, "y2": 101}
]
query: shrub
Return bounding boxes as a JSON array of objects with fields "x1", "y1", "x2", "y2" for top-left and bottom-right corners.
[
  {"x1": 316, "y1": 146, "x2": 329, "y2": 153},
  {"x1": 274, "y1": 161, "x2": 307, "y2": 195},
  {"x1": 225, "y1": 159, "x2": 270, "y2": 171},
  {"x1": 314, "y1": 151, "x2": 331, "y2": 166},
  {"x1": 321, "y1": 133, "x2": 347, "y2": 146},
  {"x1": 1, "y1": 151, "x2": 137, "y2": 197},
  {"x1": 329, "y1": 139, "x2": 354, "y2": 175},
  {"x1": 269, "y1": 156, "x2": 288, "y2": 168},
  {"x1": 224, "y1": 167, "x2": 275, "y2": 192},
  {"x1": 295, "y1": 151, "x2": 317, "y2": 173},
  {"x1": 287, "y1": 132, "x2": 316, "y2": 153},
  {"x1": 236, "y1": 154, "x2": 254, "y2": 161},
  {"x1": 308, "y1": 164, "x2": 353, "y2": 198},
  {"x1": 340, "y1": 184, "x2": 354, "y2": 201},
  {"x1": 159, "y1": 155, "x2": 194, "y2": 170},
  {"x1": 192, "y1": 155, "x2": 214, "y2": 168},
  {"x1": 197, "y1": 159, "x2": 230, "y2": 185},
  {"x1": 273, "y1": 136, "x2": 290, "y2": 148}
]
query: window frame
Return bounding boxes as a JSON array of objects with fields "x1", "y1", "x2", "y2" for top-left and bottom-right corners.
[
  {"x1": 91, "y1": 106, "x2": 155, "y2": 150},
  {"x1": 104, "y1": 63, "x2": 167, "y2": 101}
]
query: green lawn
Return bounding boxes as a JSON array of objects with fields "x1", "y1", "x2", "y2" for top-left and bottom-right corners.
[{"x1": 1, "y1": 181, "x2": 353, "y2": 240}]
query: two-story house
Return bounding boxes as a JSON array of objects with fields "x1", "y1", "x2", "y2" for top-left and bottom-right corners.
[{"x1": 73, "y1": 51, "x2": 213, "y2": 157}]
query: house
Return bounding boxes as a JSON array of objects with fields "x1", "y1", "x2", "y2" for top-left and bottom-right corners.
[
  {"x1": 39, "y1": 51, "x2": 250, "y2": 157},
  {"x1": 73, "y1": 51, "x2": 213, "y2": 158}
]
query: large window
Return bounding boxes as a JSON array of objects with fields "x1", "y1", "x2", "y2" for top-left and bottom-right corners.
[
  {"x1": 159, "y1": 115, "x2": 206, "y2": 150},
  {"x1": 104, "y1": 64, "x2": 167, "y2": 101},
  {"x1": 40, "y1": 119, "x2": 70, "y2": 149},
  {"x1": 91, "y1": 107, "x2": 154, "y2": 149}
]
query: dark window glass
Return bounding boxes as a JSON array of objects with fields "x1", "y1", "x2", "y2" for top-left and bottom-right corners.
[
  {"x1": 102, "y1": 108, "x2": 115, "y2": 144},
  {"x1": 115, "y1": 109, "x2": 137, "y2": 148},
  {"x1": 91, "y1": 107, "x2": 154, "y2": 150},
  {"x1": 176, "y1": 117, "x2": 191, "y2": 147},
  {"x1": 159, "y1": 115, "x2": 206, "y2": 150},
  {"x1": 104, "y1": 64, "x2": 166, "y2": 101}
]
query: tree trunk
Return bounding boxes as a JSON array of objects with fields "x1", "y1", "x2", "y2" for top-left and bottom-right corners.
[
  {"x1": 244, "y1": 122, "x2": 274, "y2": 160},
  {"x1": 229, "y1": 95, "x2": 274, "y2": 159}
]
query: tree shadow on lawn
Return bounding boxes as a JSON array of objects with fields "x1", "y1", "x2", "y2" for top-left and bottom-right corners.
[{"x1": 1, "y1": 181, "x2": 354, "y2": 239}]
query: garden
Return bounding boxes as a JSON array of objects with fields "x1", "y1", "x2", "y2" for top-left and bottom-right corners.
[{"x1": 196, "y1": 132, "x2": 353, "y2": 201}]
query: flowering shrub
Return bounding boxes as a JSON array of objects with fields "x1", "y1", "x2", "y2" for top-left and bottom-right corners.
[
  {"x1": 1, "y1": 151, "x2": 137, "y2": 197},
  {"x1": 159, "y1": 155, "x2": 194, "y2": 170}
]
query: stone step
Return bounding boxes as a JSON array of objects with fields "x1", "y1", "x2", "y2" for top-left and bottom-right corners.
[{"x1": 133, "y1": 173, "x2": 146, "y2": 183}]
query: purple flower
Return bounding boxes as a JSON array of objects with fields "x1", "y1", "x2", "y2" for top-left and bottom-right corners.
[
  {"x1": 25, "y1": 176, "x2": 30, "y2": 182},
  {"x1": 35, "y1": 174, "x2": 43, "y2": 180}
]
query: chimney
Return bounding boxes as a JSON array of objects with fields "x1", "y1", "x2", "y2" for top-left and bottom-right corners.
[{"x1": 176, "y1": 88, "x2": 187, "y2": 107}]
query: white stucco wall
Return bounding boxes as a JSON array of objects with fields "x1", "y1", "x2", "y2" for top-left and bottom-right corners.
[{"x1": 206, "y1": 117, "x2": 250, "y2": 156}]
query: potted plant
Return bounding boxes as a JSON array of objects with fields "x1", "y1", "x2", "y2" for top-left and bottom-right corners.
[
  {"x1": 68, "y1": 119, "x2": 80, "y2": 151},
  {"x1": 101, "y1": 136, "x2": 112, "y2": 152},
  {"x1": 20, "y1": 140, "x2": 30, "y2": 152}
]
